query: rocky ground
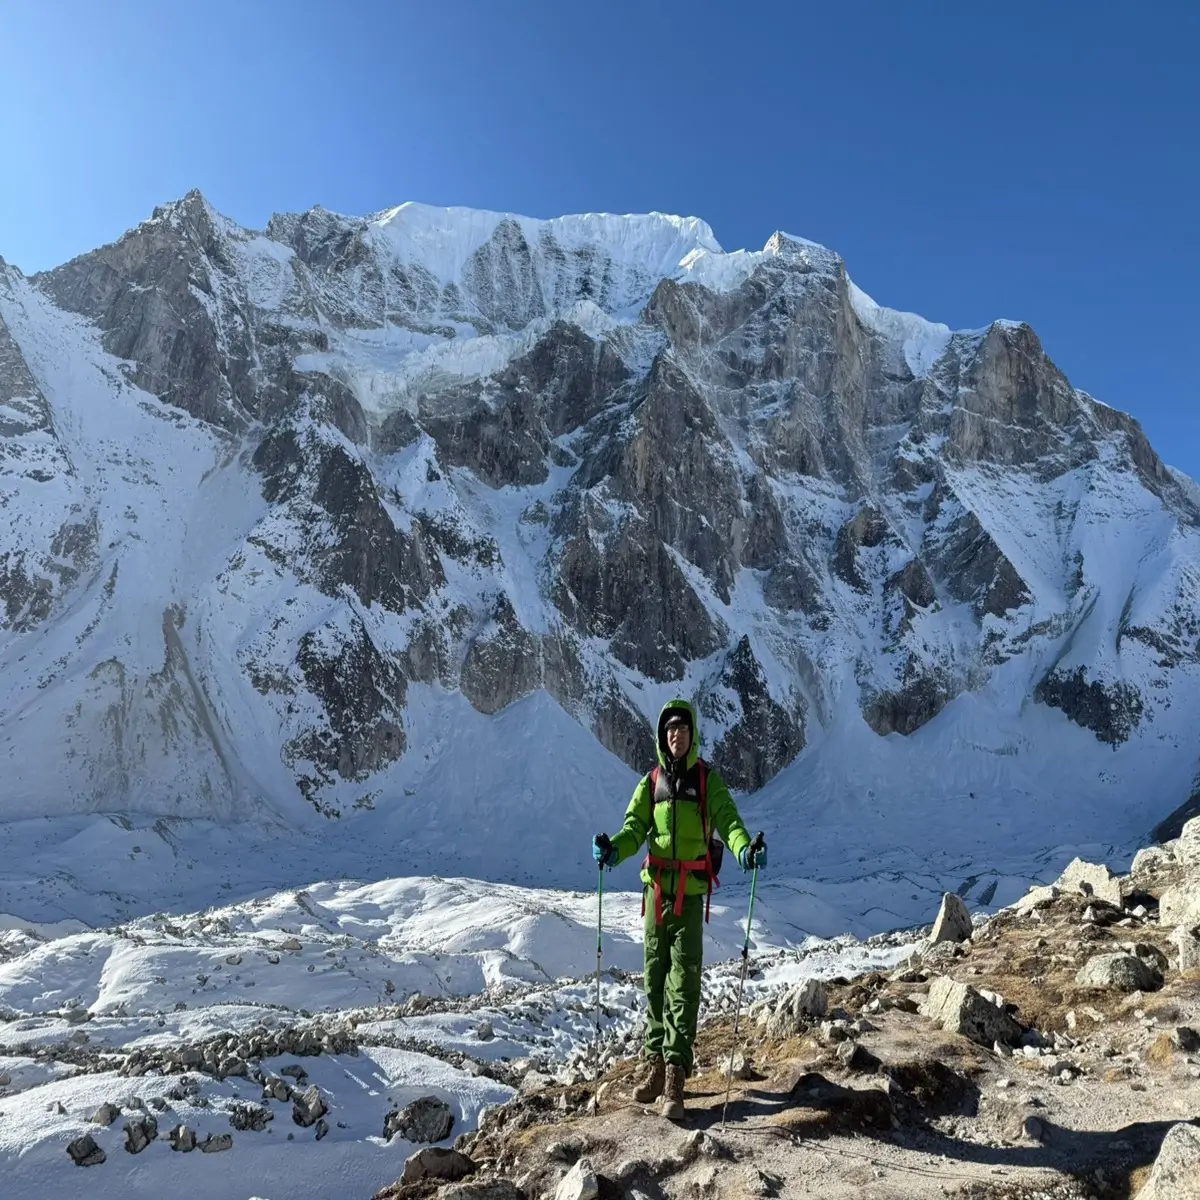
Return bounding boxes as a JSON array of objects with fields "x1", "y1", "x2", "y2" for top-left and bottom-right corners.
[{"x1": 372, "y1": 825, "x2": 1200, "y2": 1200}]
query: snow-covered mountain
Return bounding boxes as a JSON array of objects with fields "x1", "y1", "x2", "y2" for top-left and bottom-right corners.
[{"x1": 1, "y1": 191, "x2": 1198, "y2": 916}]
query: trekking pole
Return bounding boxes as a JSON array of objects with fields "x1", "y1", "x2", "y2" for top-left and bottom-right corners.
[
  {"x1": 593, "y1": 834, "x2": 611, "y2": 1046},
  {"x1": 722, "y1": 831, "x2": 765, "y2": 1130}
]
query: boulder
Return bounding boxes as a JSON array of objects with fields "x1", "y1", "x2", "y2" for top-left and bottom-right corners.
[
  {"x1": 1171, "y1": 927, "x2": 1200, "y2": 972},
  {"x1": 930, "y1": 893, "x2": 973, "y2": 944},
  {"x1": 168, "y1": 1124, "x2": 197, "y2": 1152},
  {"x1": 1013, "y1": 885, "x2": 1059, "y2": 914},
  {"x1": 1173, "y1": 1027, "x2": 1200, "y2": 1054},
  {"x1": 767, "y1": 978, "x2": 828, "y2": 1035},
  {"x1": 199, "y1": 1133, "x2": 233, "y2": 1153},
  {"x1": 1131, "y1": 845, "x2": 1176, "y2": 875},
  {"x1": 555, "y1": 1157, "x2": 600, "y2": 1200},
  {"x1": 1179, "y1": 818, "x2": 1200, "y2": 866},
  {"x1": 1134, "y1": 1121, "x2": 1200, "y2": 1199},
  {"x1": 437, "y1": 1185, "x2": 525, "y2": 1200},
  {"x1": 123, "y1": 1114, "x2": 157, "y2": 1154},
  {"x1": 90, "y1": 1102, "x2": 121, "y2": 1126},
  {"x1": 292, "y1": 1085, "x2": 328, "y2": 1128},
  {"x1": 399, "y1": 1146, "x2": 477, "y2": 1184},
  {"x1": 66, "y1": 1133, "x2": 106, "y2": 1166},
  {"x1": 727, "y1": 1050, "x2": 753, "y2": 1080},
  {"x1": 1055, "y1": 858, "x2": 1122, "y2": 906},
  {"x1": 920, "y1": 976, "x2": 1023, "y2": 1046},
  {"x1": 1160, "y1": 886, "x2": 1200, "y2": 929},
  {"x1": 383, "y1": 1094, "x2": 454, "y2": 1143},
  {"x1": 229, "y1": 1102, "x2": 273, "y2": 1132},
  {"x1": 835, "y1": 1041, "x2": 881, "y2": 1072},
  {"x1": 1075, "y1": 952, "x2": 1161, "y2": 992}
]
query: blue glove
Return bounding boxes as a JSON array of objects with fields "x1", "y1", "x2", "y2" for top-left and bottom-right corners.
[
  {"x1": 739, "y1": 843, "x2": 767, "y2": 871},
  {"x1": 593, "y1": 834, "x2": 617, "y2": 868}
]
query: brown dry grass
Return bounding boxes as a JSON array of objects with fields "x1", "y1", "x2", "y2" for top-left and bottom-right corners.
[
  {"x1": 1145, "y1": 1033, "x2": 1175, "y2": 1067},
  {"x1": 1124, "y1": 1163, "x2": 1154, "y2": 1198},
  {"x1": 947, "y1": 891, "x2": 1189, "y2": 1038}
]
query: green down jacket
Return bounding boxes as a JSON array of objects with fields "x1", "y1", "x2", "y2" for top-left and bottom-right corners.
[{"x1": 610, "y1": 698, "x2": 752, "y2": 897}]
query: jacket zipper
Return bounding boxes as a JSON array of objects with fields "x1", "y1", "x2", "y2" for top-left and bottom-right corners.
[{"x1": 671, "y1": 772, "x2": 678, "y2": 886}]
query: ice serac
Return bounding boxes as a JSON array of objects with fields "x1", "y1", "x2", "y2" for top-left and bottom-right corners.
[{"x1": 1, "y1": 193, "x2": 1198, "y2": 830}]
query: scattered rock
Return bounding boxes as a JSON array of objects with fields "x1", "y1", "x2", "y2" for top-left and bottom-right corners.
[
  {"x1": 1133, "y1": 1120, "x2": 1200, "y2": 1198},
  {"x1": 1021, "y1": 1115, "x2": 1046, "y2": 1143},
  {"x1": 263, "y1": 1075, "x2": 293, "y2": 1103},
  {"x1": 315, "y1": 1117, "x2": 329, "y2": 1141},
  {"x1": 1173, "y1": 1027, "x2": 1200, "y2": 1054},
  {"x1": 519, "y1": 1069, "x2": 553, "y2": 1094},
  {"x1": 727, "y1": 1050, "x2": 754, "y2": 1080},
  {"x1": 743, "y1": 1165, "x2": 782, "y2": 1197},
  {"x1": 67, "y1": 1133, "x2": 106, "y2": 1166},
  {"x1": 1159, "y1": 886, "x2": 1200, "y2": 929},
  {"x1": 399, "y1": 1145, "x2": 478, "y2": 1184},
  {"x1": 1132, "y1": 845, "x2": 1176, "y2": 874},
  {"x1": 1014, "y1": 885, "x2": 1059, "y2": 914},
  {"x1": 475, "y1": 1020, "x2": 495, "y2": 1041},
  {"x1": 200, "y1": 1132, "x2": 233, "y2": 1153},
  {"x1": 835, "y1": 1040, "x2": 880, "y2": 1072},
  {"x1": 554, "y1": 1156, "x2": 600, "y2": 1200},
  {"x1": 1179, "y1": 818, "x2": 1200, "y2": 866},
  {"x1": 1056, "y1": 858, "x2": 1122, "y2": 906},
  {"x1": 383, "y1": 1094, "x2": 454, "y2": 1143},
  {"x1": 229, "y1": 1102, "x2": 273, "y2": 1132},
  {"x1": 292, "y1": 1085, "x2": 328, "y2": 1128},
  {"x1": 1075, "y1": 953, "x2": 1162, "y2": 992},
  {"x1": 1171, "y1": 925, "x2": 1200, "y2": 972},
  {"x1": 767, "y1": 978, "x2": 828, "y2": 1035},
  {"x1": 921, "y1": 976, "x2": 1023, "y2": 1046},
  {"x1": 123, "y1": 1114, "x2": 158, "y2": 1154},
  {"x1": 437, "y1": 1184, "x2": 525, "y2": 1200},
  {"x1": 168, "y1": 1124, "x2": 197, "y2": 1152},
  {"x1": 820, "y1": 1020, "x2": 850, "y2": 1044},
  {"x1": 930, "y1": 892, "x2": 973, "y2": 944},
  {"x1": 90, "y1": 1102, "x2": 121, "y2": 1126}
]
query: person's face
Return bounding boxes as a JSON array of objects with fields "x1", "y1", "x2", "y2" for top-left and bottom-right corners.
[{"x1": 666, "y1": 722, "x2": 691, "y2": 760}]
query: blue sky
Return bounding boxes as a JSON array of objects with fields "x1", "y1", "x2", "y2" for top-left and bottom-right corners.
[{"x1": 2, "y1": 1, "x2": 1196, "y2": 475}]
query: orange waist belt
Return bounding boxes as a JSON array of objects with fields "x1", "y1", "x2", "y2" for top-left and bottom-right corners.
[{"x1": 642, "y1": 853, "x2": 719, "y2": 925}]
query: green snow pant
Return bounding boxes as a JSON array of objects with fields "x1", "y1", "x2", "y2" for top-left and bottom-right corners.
[{"x1": 643, "y1": 886, "x2": 704, "y2": 1073}]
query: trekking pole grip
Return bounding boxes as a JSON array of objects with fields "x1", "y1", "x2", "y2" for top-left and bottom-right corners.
[{"x1": 750, "y1": 831, "x2": 765, "y2": 868}]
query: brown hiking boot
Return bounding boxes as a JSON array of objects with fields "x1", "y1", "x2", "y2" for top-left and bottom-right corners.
[
  {"x1": 660, "y1": 1064, "x2": 685, "y2": 1120},
  {"x1": 632, "y1": 1055, "x2": 665, "y2": 1103}
]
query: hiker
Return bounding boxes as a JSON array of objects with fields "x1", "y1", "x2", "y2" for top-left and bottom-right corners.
[{"x1": 592, "y1": 698, "x2": 767, "y2": 1119}]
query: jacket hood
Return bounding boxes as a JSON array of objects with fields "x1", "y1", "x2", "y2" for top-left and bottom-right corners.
[{"x1": 656, "y1": 698, "x2": 699, "y2": 770}]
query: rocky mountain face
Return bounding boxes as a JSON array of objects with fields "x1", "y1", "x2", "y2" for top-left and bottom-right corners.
[{"x1": 1, "y1": 193, "x2": 1198, "y2": 824}]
